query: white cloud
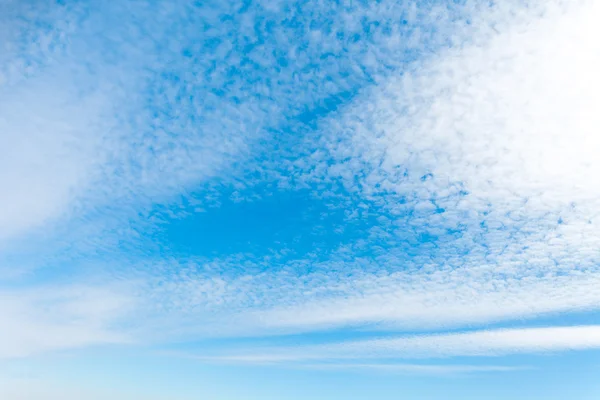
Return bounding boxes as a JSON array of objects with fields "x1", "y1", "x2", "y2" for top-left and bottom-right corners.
[
  {"x1": 191, "y1": 325, "x2": 600, "y2": 364},
  {"x1": 248, "y1": 267, "x2": 600, "y2": 333},
  {"x1": 126, "y1": 252, "x2": 600, "y2": 338},
  {"x1": 0, "y1": 74, "x2": 114, "y2": 242},
  {"x1": 336, "y1": 325, "x2": 600, "y2": 358},
  {"x1": 304, "y1": 0, "x2": 600, "y2": 226},
  {"x1": 0, "y1": 283, "x2": 134, "y2": 359},
  {"x1": 3, "y1": 0, "x2": 600, "y2": 362},
  {"x1": 171, "y1": 0, "x2": 600, "y2": 336},
  {"x1": 105, "y1": 0, "x2": 600, "y2": 342},
  {"x1": 0, "y1": 0, "x2": 492, "y2": 257},
  {"x1": 293, "y1": 363, "x2": 526, "y2": 375}
]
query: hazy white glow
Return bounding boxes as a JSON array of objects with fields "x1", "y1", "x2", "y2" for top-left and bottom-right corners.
[
  {"x1": 343, "y1": 0, "x2": 600, "y2": 203},
  {"x1": 0, "y1": 285, "x2": 132, "y2": 359}
]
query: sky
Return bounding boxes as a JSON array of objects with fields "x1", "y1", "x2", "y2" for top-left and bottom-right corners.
[{"x1": 1, "y1": 0, "x2": 600, "y2": 399}]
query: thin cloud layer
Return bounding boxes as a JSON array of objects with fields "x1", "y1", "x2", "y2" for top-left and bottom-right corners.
[
  {"x1": 192, "y1": 325, "x2": 600, "y2": 364},
  {"x1": 0, "y1": 284, "x2": 133, "y2": 359}
]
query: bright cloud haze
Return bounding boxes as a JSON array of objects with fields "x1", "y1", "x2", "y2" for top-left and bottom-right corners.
[{"x1": 1, "y1": 0, "x2": 600, "y2": 399}]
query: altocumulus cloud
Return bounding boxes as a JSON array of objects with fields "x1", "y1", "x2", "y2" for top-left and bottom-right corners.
[{"x1": 0, "y1": 0, "x2": 599, "y2": 377}]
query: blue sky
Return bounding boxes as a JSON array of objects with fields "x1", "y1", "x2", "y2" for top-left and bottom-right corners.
[{"x1": 1, "y1": 0, "x2": 600, "y2": 399}]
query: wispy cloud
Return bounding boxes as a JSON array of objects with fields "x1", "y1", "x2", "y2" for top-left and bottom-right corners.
[
  {"x1": 297, "y1": 363, "x2": 528, "y2": 376},
  {"x1": 120, "y1": 247, "x2": 600, "y2": 338},
  {"x1": 0, "y1": 283, "x2": 134, "y2": 359},
  {"x1": 335, "y1": 325, "x2": 600, "y2": 358},
  {"x1": 188, "y1": 325, "x2": 600, "y2": 364}
]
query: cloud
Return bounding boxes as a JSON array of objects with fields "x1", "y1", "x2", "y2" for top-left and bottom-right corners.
[
  {"x1": 0, "y1": 0, "x2": 501, "y2": 264},
  {"x1": 0, "y1": 283, "x2": 134, "y2": 359},
  {"x1": 336, "y1": 325, "x2": 600, "y2": 358},
  {"x1": 189, "y1": 325, "x2": 600, "y2": 364},
  {"x1": 132, "y1": 0, "x2": 599, "y2": 337},
  {"x1": 125, "y1": 241, "x2": 600, "y2": 338},
  {"x1": 2, "y1": 0, "x2": 600, "y2": 365},
  {"x1": 246, "y1": 266, "x2": 600, "y2": 333},
  {"x1": 297, "y1": 0, "x2": 600, "y2": 195},
  {"x1": 291, "y1": 0, "x2": 600, "y2": 256},
  {"x1": 294, "y1": 363, "x2": 527, "y2": 375},
  {"x1": 0, "y1": 74, "x2": 114, "y2": 242}
]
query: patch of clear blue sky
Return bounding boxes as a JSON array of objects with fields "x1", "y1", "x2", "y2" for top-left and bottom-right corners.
[{"x1": 157, "y1": 188, "x2": 364, "y2": 258}]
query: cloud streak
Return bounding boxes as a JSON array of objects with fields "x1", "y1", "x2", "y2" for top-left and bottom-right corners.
[
  {"x1": 190, "y1": 325, "x2": 600, "y2": 364},
  {"x1": 300, "y1": 363, "x2": 526, "y2": 375}
]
